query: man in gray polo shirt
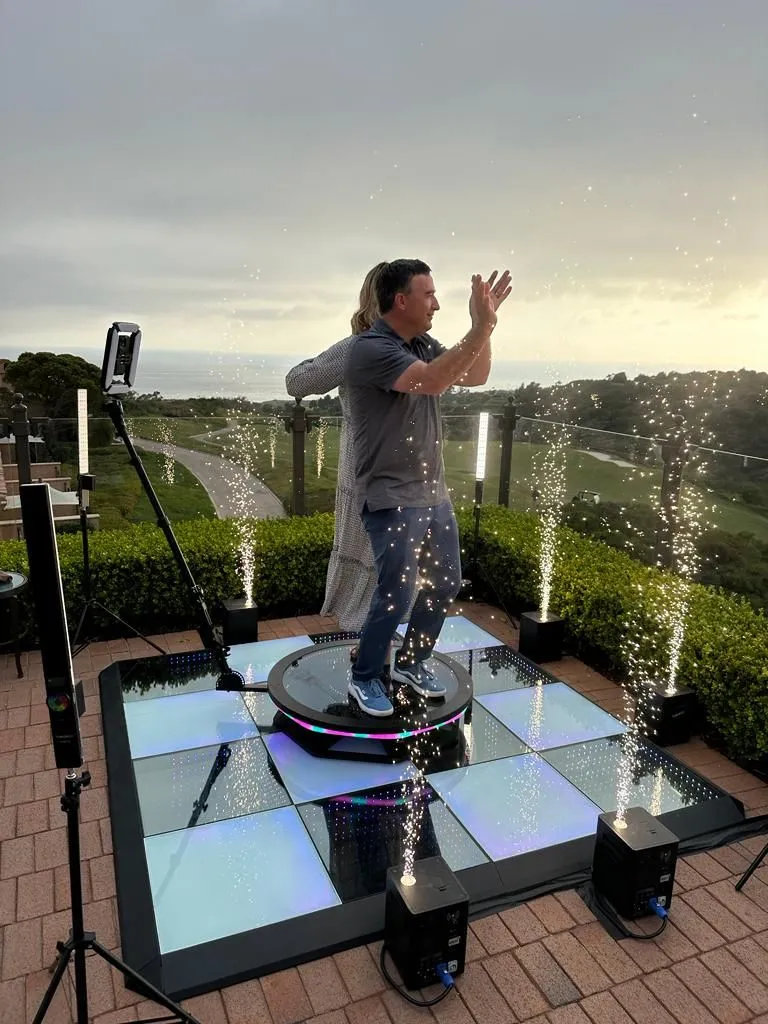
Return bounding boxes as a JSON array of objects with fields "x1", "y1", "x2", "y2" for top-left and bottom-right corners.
[{"x1": 344, "y1": 259, "x2": 511, "y2": 716}]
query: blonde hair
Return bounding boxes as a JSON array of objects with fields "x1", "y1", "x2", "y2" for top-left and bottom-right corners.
[{"x1": 350, "y1": 262, "x2": 388, "y2": 334}]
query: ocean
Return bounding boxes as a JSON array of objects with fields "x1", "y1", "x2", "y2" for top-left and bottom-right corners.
[{"x1": 60, "y1": 348, "x2": 695, "y2": 402}]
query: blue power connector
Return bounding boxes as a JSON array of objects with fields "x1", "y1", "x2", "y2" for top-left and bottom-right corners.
[
  {"x1": 649, "y1": 897, "x2": 668, "y2": 919},
  {"x1": 435, "y1": 964, "x2": 455, "y2": 988}
]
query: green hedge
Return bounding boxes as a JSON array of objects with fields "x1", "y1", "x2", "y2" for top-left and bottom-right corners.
[
  {"x1": 461, "y1": 506, "x2": 768, "y2": 762},
  {"x1": 0, "y1": 514, "x2": 334, "y2": 638},
  {"x1": 3, "y1": 505, "x2": 767, "y2": 759}
]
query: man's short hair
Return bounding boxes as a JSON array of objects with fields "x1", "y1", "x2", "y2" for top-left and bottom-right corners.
[{"x1": 375, "y1": 259, "x2": 432, "y2": 314}]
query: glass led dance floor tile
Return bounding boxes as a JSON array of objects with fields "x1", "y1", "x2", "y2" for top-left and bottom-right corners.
[
  {"x1": 459, "y1": 703, "x2": 529, "y2": 767},
  {"x1": 428, "y1": 754, "x2": 602, "y2": 860},
  {"x1": 477, "y1": 682, "x2": 626, "y2": 751},
  {"x1": 298, "y1": 781, "x2": 488, "y2": 901},
  {"x1": 395, "y1": 615, "x2": 503, "y2": 654},
  {"x1": 264, "y1": 730, "x2": 411, "y2": 803},
  {"x1": 242, "y1": 690, "x2": 282, "y2": 731},
  {"x1": 124, "y1": 690, "x2": 259, "y2": 759},
  {"x1": 133, "y1": 737, "x2": 291, "y2": 837},
  {"x1": 452, "y1": 646, "x2": 554, "y2": 696},
  {"x1": 544, "y1": 736, "x2": 723, "y2": 816},
  {"x1": 144, "y1": 805, "x2": 341, "y2": 954},
  {"x1": 227, "y1": 635, "x2": 312, "y2": 685},
  {"x1": 121, "y1": 652, "x2": 219, "y2": 702}
]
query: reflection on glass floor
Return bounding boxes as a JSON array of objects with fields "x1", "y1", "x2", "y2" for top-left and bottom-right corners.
[
  {"x1": 113, "y1": 618, "x2": 733, "y2": 961},
  {"x1": 544, "y1": 735, "x2": 722, "y2": 816}
]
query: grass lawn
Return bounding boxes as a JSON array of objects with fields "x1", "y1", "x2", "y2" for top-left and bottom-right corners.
[
  {"x1": 63, "y1": 446, "x2": 217, "y2": 531},
  {"x1": 123, "y1": 416, "x2": 230, "y2": 452},
  {"x1": 123, "y1": 415, "x2": 768, "y2": 541}
]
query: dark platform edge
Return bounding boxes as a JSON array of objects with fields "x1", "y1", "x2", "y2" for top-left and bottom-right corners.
[{"x1": 100, "y1": 656, "x2": 752, "y2": 1003}]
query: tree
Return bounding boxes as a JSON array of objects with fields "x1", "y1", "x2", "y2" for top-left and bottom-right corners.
[{"x1": 3, "y1": 351, "x2": 103, "y2": 417}]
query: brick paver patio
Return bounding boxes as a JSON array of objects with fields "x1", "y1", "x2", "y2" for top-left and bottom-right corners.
[{"x1": 2, "y1": 601, "x2": 768, "y2": 1023}]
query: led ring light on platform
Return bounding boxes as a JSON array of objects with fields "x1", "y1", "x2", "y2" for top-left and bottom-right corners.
[{"x1": 266, "y1": 640, "x2": 473, "y2": 743}]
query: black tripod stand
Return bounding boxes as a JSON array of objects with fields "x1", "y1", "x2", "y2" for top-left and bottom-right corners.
[
  {"x1": 33, "y1": 769, "x2": 199, "y2": 1024},
  {"x1": 71, "y1": 472, "x2": 164, "y2": 658},
  {"x1": 104, "y1": 397, "x2": 244, "y2": 691},
  {"x1": 735, "y1": 835, "x2": 768, "y2": 892}
]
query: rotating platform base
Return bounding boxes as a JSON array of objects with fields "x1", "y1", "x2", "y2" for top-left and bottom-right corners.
[{"x1": 267, "y1": 641, "x2": 473, "y2": 764}]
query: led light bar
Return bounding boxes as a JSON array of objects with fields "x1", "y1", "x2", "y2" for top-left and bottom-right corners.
[
  {"x1": 283, "y1": 710, "x2": 464, "y2": 742},
  {"x1": 77, "y1": 389, "x2": 89, "y2": 476},
  {"x1": 475, "y1": 412, "x2": 490, "y2": 481}
]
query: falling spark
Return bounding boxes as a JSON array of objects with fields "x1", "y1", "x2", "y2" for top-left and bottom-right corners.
[
  {"x1": 268, "y1": 418, "x2": 278, "y2": 468},
  {"x1": 533, "y1": 420, "x2": 569, "y2": 619},
  {"x1": 158, "y1": 420, "x2": 176, "y2": 485},
  {"x1": 237, "y1": 527, "x2": 256, "y2": 607},
  {"x1": 315, "y1": 418, "x2": 328, "y2": 477}
]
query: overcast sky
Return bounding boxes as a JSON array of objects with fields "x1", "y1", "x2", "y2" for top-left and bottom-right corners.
[{"x1": 1, "y1": 0, "x2": 766, "y2": 378}]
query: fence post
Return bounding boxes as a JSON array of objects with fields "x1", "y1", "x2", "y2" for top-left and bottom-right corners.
[
  {"x1": 656, "y1": 415, "x2": 687, "y2": 569},
  {"x1": 495, "y1": 398, "x2": 519, "y2": 507},
  {"x1": 284, "y1": 399, "x2": 312, "y2": 515},
  {"x1": 11, "y1": 393, "x2": 32, "y2": 485}
]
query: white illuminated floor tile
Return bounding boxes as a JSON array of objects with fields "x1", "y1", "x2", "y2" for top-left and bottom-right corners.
[
  {"x1": 264, "y1": 731, "x2": 411, "y2": 804},
  {"x1": 477, "y1": 682, "x2": 626, "y2": 751},
  {"x1": 227, "y1": 636, "x2": 312, "y2": 685},
  {"x1": 428, "y1": 754, "x2": 601, "y2": 860},
  {"x1": 145, "y1": 806, "x2": 340, "y2": 953},
  {"x1": 125, "y1": 690, "x2": 258, "y2": 759},
  {"x1": 395, "y1": 615, "x2": 503, "y2": 653}
]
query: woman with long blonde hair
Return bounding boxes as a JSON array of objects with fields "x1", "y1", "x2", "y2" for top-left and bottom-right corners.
[{"x1": 286, "y1": 262, "x2": 388, "y2": 634}]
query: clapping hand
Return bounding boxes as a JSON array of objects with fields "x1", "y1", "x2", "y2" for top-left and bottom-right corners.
[
  {"x1": 469, "y1": 274, "x2": 496, "y2": 331},
  {"x1": 486, "y1": 270, "x2": 513, "y2": 311},
  {"x1": 468, "y1": 270, "x2": 512, "y2": 330}
]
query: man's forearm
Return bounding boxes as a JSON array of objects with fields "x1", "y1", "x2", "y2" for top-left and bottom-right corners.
[
  {"x1": 455, "y1": 336, "x2": 491, "y2": 387},
  {"x1": 422, "y1": 326, "x2": 493, "y2": 393}
]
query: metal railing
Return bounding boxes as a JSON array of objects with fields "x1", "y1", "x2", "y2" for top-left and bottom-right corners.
[{"x1": 5, "y1": 403, "x2": 766, "y2": 567}]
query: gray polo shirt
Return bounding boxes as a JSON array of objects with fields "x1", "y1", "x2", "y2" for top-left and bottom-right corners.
[{"x1": 344, "y1": 318, "x2": 450, "y2": 512}]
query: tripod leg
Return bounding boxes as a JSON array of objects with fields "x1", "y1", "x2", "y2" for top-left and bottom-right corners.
[
  {"x1": 735, "y1": 837, "x2": 768, "y2": 891},
  {"x1": 71, "y1": 600, "x2": 91, "y2": 655},
  {"x1": 90, "y1": 940, "x2": 202, "y2": 1024},
  {"x1": 91, "y1": 601, "x2": 165, "y2": 655},
  {"x1": 31, "y1": 942, "x2": 73, "y2": 1024}
]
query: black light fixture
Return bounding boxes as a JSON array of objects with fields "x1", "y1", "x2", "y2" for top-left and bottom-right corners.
[
  {"x1": 592, "y1": 806, "x2": 678, "y2": 921},
  {"x1": 20, "y1": 482, "x2": 198, "y2": 1024},
  {"x1": 518, "y1": 609, "x2": 565, "y2": 664}
]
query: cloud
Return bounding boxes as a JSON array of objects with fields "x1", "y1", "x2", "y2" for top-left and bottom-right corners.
[{"x1": 0, "y1": 0, "x2": 765, "y2": 372}]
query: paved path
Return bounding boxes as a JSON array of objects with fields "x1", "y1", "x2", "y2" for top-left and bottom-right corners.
[{"x1": 135, "y1": 438, "x2": 286, "y2": 519}]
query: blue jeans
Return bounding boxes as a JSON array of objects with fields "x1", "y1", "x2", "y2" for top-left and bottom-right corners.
[{"x1": 352, "y1": 501, "x2": 463, "y2": 683}]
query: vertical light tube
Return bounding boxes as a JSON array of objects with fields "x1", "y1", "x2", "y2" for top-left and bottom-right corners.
[
  {"x1": 77, "y1": 390, "x2": 89, "y2": 476},
  {"x1": 475, "y1": 412, "x2": 489, "y2": 481}
]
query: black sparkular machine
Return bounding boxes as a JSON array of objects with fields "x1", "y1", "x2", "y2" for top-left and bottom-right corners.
[
  {"x1": 384, "y1": 856, "x2": 469, "y2": 990},
  {"x1": 592, "y1": 807, "x2": 678, "y2": 920}
]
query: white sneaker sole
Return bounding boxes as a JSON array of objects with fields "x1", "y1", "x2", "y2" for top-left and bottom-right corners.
[
  {"x1": 391, "y1": 667, "x2": 447, "y2": 700},
  {"x1": 347, "y1": 681, "x2": 394, "y2": 717}
]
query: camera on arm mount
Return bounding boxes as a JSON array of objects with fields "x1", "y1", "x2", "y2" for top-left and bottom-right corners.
[{"x1": 99, "y1": 322, "x2": 252, "y2": 692}]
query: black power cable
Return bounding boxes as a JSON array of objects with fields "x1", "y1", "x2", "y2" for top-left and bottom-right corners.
[
  {"x1": 593, "y1": 890, "x2": 669, "y2": 940},
  {"x1": 379, "y1": 945, "x2": 456, "y2": 1007}
]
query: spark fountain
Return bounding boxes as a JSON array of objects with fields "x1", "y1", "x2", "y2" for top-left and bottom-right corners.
[
  {"x1": 268, "y1": 417, "x2": 278, "y2": 468},
  {"x1": 617, "y1": 418, "x2": 708, "y2": 750},
  {"x1": 221, "y1": 425, "x2": 263, "y2": 646},
  {"x1": 315, "y1": 417, "x2": 328, "y2": 477},
  {"x1": 518, "y1": 420, "x2": 569, "y2": 663},
  {"x1": 158, "y1": 420, "x2": 176, "y2": 485}
]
